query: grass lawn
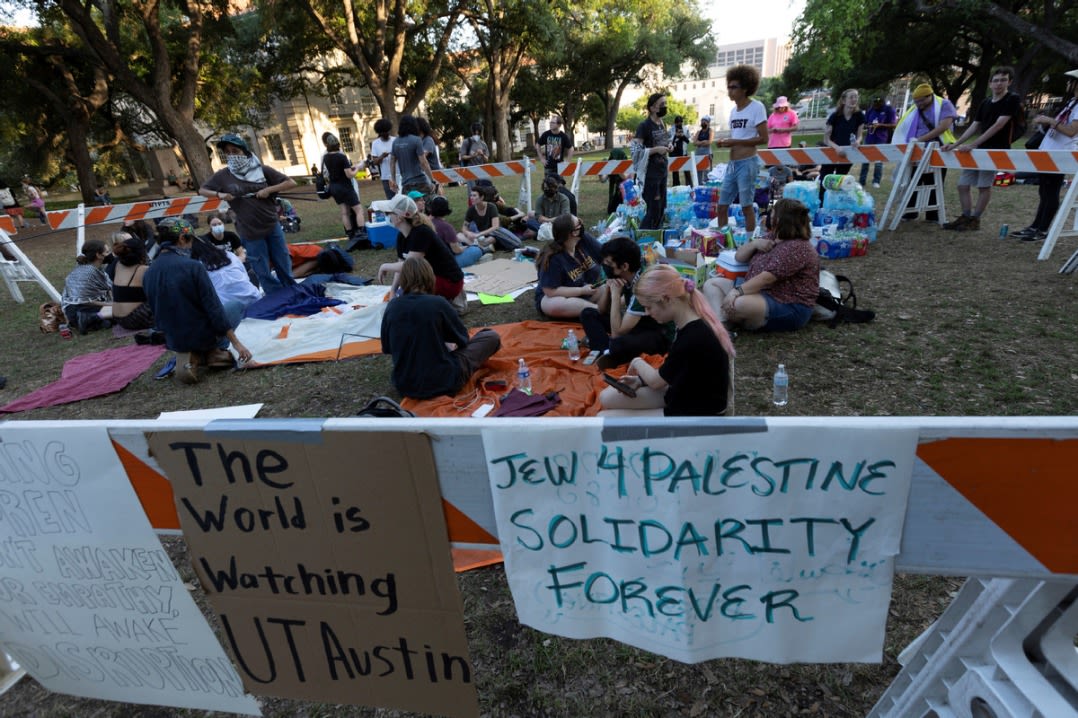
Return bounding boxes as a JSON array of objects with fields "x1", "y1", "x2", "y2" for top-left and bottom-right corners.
[{"x1": 0, "y1": 151, "x2": 1075, "y2": 716}]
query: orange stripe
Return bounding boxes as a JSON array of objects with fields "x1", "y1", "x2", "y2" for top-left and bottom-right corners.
[
  {"x1": 46, "y1": 210, "x2": 67, "y2": 229},
  {"x1": 127, "y1": 202, "x2": 152, "y2": 221},
  {"x1": 163, "y1": 197, "x2": 190, "y2": 216},
  {"x1": 1027, "y1": 152, "x2": 1059, "y2": 173},
  {"x1": 861, "y1": 146, "x2": 886, "y2": 162},
  {"x1": 988, "y1": 150, "x2": 1015, "y2": 171},
  {"x1": 917, "y1": 438, "x2": 1078, "y2": 574},
  {"x1": 112, "y1": 439, "x2": 180, "y2": 530},
  {"x1": 506, "y1": 162, "x2": 524, "y2": 174},
  {"x1": 953, "y1": 152, "x2": 979, "y2": 169},
  {"x1": 788, "y1": 149, "x2": 812, "y2": 166},
  {"x1": 85, "y1": 207, "x2": 114, "y2": 224},
  {"x1": 443, "y1": 499, "x2": 498, "y2": 544},
  {"x1": 0, "y1": 216, "x2": 14, "y2": 233}
]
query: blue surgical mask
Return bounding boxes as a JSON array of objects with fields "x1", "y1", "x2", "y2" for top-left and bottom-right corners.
[{"x1": 211, "y1": 225, "x2": 225, "y2": 236}]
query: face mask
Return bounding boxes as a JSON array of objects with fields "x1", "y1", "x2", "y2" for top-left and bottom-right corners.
[
  {"x1": 211, "y1": 225, "x2": 225, "y2": 236},
  {"x1": 544, "y1": 188, "x2": 556, "y2": 196},
  {"x1": 226, "y1": 154, "x2": 250, "y2": 173},
  {"x1": 472, "y1": 134, "x2": 481, "y2": 142},
  {"x1": 656, "y1": 107, "x2": 668, "y2": 118}
]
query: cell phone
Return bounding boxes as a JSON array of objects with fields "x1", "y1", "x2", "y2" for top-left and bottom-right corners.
[
  {"x1": 483, "y1": 379, "x2": 508, "y2": 391},
  {"x1": 603, "y1": 373, "x2": 637, "y2": 398}
]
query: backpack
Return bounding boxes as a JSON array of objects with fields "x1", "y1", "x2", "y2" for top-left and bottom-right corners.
[
  {"x1": 315, "y1": 244, "x2": 353, "y2": 274},
  {"x1": 813, "y1": 270, "x2": 875, "y2": 328},
  {"x1": 489, "y1": 226, "x2": 523, "y2": 251}
]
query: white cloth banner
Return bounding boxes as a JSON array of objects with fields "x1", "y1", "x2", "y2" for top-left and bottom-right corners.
[
  {"x1": 0, "y1": 425, "x2": 259, "y2": 714},
  {"x1": 482, "y1": 422, "x2": 917, "y2": 664}
]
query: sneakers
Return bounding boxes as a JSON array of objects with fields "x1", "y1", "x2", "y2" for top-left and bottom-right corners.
[
  {"x1": 1011, "y1": 226, "x2": 1039, "y2": 239},
  {"x1": 1018, "y1": 230, "x2": 1046, "y2": 243},
  {"x1": 872, "y1": 182, "x2": 881, "y2": 188},
  {"x1": 943, "y1": 215, "x2": 979, "y2": 231}
]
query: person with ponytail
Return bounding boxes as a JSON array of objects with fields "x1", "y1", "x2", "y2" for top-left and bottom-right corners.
[
  {"x1": 61, "y1": 239, "x2": 114, "y2": 334},
  {"x1": 599, "y1": 264, "x2": 734, "y2": 416}
]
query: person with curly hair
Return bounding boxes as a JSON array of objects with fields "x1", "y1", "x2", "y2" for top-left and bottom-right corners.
[{"x1": 716, "y1": 64, "x2": 768, "y2": 236}]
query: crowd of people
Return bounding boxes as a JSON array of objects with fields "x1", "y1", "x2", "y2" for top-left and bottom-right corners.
[{"x1": 41, "y1": 61, "x2": 1077, "y2": 414}]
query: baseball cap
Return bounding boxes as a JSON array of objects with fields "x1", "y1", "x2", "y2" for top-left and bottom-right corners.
[
  {"x1": 912, "y1": 84, "x2": 933, "y2": 100},
  {"x1": 215, "y1": 133, "x2": 250, "y2": 154},
  {"x1": 406, "y1": 190, "x2": 426, "y2": 200},
  {"x1": 369, "y1": 194, "x2": 417, "y2": 218},
  {"x1": 427, "y1": 196, "x2": 452, "y2": 217},
  {"x1": 773, "y1": 96, "x2": 789, "y2": 108},
  {"x1": 700, "y1": 115, "x2": 711, "y2": 123}
]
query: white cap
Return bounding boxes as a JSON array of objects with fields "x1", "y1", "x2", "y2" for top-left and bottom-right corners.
[
  {"x1": 369, "y1": 194, "x2": 417, "y2": 218},
  {"x1": 701, "y1": 115, "x2": 711, "y2": 123}
]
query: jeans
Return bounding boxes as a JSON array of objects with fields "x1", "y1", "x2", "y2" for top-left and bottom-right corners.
[
  {"x1": 858, "y1": 162, "x2": 883, "y2": 185},
  {"x1": 242, "y1": 223, "x2": 294, "y2": 295},
  {"x1": 455, "y1": 244, "x2": 484, "y2": 268},
  {"x1": 641, "y1": 167, "x2": 667, "y2": 230}
]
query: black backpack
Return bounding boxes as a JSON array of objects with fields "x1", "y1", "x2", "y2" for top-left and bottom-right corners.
[
  {"x1": 357, "y1": 396, "x2": 414, "y2": 418},
  {"x1": 815, "y1": 272, "x2": 876, "y2": 328}
]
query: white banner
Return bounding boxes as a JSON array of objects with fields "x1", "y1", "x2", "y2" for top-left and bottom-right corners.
[
  {"x1": 0, "y1": 425, "x2": 259, "y2": 714},
  {"x1": 483, "y1": 422, "x2": 917, "y2": 664}
]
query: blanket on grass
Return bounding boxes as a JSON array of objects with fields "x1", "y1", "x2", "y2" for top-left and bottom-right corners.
[
  {"x1": 0, "y1": 344, "x2": 167, "y2": 414},
  {"x1": 400, "y1": 320, "x2": 662, "y2": 417}
]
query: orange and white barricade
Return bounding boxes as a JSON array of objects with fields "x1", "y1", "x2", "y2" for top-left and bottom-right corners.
[
  {"x1": 0, "y1": 229, "x2": 62, "y2": 303},
  {"x1": 432, "y1": 158, "x2": 535, "y2": 212},
  {"x1": 564, "y1": 155, "x2": 712, "y2": 196}
]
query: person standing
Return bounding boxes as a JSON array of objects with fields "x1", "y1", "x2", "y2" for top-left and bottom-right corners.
[
  {"x1": 632, "y1": 93, "x2": 672, "y2": 230},
  {"x1": 940, "y1": 65, "x2": 1021, "y2": 232},
  {"x1": 459, "y1": 123, "x2": 489, "y2": 168},
  {"x1": 321, "y1": 132, "x2": 368, "y2": 246},
  {"x1": 766, "y1": 96, "x2": 799, "y2": 149},
  {"x1": 894, "y1": 83, "x2": 957, "y2": 222},
  {"x1": 819, "y1": 89, "x2": 866, "y2": 201},
  {"x1": 417, "y1": 117, "x2": 445, "y2": 195},
  {"x1": 859, "y1": 97, "x2": 897, "y2": 188},
  {"x1": 1012, "y1": 69, "x2": 1078, "y2": 242},
  {"x1": 370, "y1": 119, "x2": 396, "y2": 200},
  {"x1": 21, "y1": 177, "x2": 48, "y2": 225},
  {"x1": 389, "y1": 115, "x2": 437, "y2": 197},
  {"x1": 669, "y1": 116, "x2": 691, "y2": 186},
  {"x1": 693, "y1": 115, "x2": 714, "y2": 180},
  {"x1": 716, "y1": 65, "x2": 769, "y2": 236},
  {"x1": 200, "y1": 133, "x2": 297, "y2": 294},
  {"x1": 536, "y1": 115, "x2": 574, "y2": 177}
]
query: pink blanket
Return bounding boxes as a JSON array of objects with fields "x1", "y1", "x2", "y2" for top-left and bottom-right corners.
[{"x1": 1, "y1": 344, "x2": 167, "y2": 414}]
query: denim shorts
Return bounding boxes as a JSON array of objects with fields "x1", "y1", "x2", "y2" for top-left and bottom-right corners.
[
  {"x1": 762, "y1": 293, "x2": 813, "y2": 332},
  {"x1": 719, "y1": 155, "x2": 762, "y2": 206}
]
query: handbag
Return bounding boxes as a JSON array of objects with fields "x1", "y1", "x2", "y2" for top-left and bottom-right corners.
[
  {"x1": 314, "y1": 159, "x2": 330, "y2": 199},
  {"x1": 356, "y1": 396, "x2": 415, "y2": 418},
  {"x1": 1025, "y1": 128, "x2": 1045, "y2": 150}
]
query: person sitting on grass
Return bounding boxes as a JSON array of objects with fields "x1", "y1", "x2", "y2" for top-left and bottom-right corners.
[
  {"x1": 375, "y1": 194, "x2": 464, "y2": 302},
  {"x1": 109, "y1": 237, "x2": 154, "y2": 331},
  {"x1": 703, "y1": 198, "x2": 819, "y2": 332},
  {"x1": 143, "y1": 218, "x2": 253, "y2": 385},
  {"x1": 61, "y1": 239, "x2": 114, "y2": 334},
  {"x1": 579, "y1": 235, "x2": 673, "y2": 370},
  {"x1": 428, "y1": 196, "x2": 487, "y2": 268},
  {"x1": 459, "y1": 185, "x2": 501, "y2": 251},
  {"x1": 380, "y1": 256, "x2": 501, "y2": 400},
  {"x1": 534, "y1": 213, "x2": 603, "y2": 319},
  {"x1": 599, "y1": 264, "x2": 734, "y2": 417}
]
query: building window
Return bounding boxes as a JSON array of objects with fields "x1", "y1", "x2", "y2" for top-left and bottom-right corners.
[
  {"x1": 709, "y1": 104, "x2": 715, "y2": 117},
  {"x1": 338, "y1": 127, "x2": 355, "y2": 153},
  {"x1": 265, "y1": 134, "x2": 286, "y2": 162}
]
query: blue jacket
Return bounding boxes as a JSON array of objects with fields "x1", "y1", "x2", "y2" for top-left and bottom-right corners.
[{"x1": 144, "y1": 248, "x2": 232, "y2": 352}]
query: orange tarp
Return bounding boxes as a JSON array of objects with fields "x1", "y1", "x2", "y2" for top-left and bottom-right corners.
[{"x1": 401, "y1": 320, "x2": 661, "y2": 417}]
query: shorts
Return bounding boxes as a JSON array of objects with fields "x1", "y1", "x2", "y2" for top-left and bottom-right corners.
[
  {"x1": 761, "y1": 293, "x2": 813, "y2": 332},
  {"x1": 4, "y1": 206, "x2": 22, "y2": 217},
  {"x1": 719, "y1": 155, "x2": 762, "y2": 207},
  {"x1": 329, "y1": 181, "x2": 360, "y2": 206},
  {"x1": 434, "y1": 275, "x2": 464, "y2": 302},
  {"x1": 958, "y1": 169, "x2": 995, "y2": 189}
]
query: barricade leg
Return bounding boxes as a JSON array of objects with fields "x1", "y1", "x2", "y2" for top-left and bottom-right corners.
[
  {"x1": 1044, "y1": 170, "x2": 1078, "y2": 264},
  {"x1": 868, "y1": 578, "x2": 1078, "y2": 718},
  {"x1": 0, "y1": 646, "x2": 27, "y2": 696}
]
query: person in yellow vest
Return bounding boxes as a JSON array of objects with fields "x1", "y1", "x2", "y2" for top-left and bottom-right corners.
[{"x1": 895, "y1": 83, "x2": 957, "y2": 223}]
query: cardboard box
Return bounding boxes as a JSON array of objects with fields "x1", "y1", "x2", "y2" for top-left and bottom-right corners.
[{"x1": 660, "y1": 248, "x2": 712, "y2": 287}]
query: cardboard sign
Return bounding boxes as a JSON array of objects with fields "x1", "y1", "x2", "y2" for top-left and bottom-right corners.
[
  {"x1": 483, "y1": 422, "x2": 917, "y2": 664},
  {"x1": 0, "y1": 425, "x2": 258, "y2": 714},
  {"x1": 148, "y1": 428, "x2": 478, "y2": 718}
]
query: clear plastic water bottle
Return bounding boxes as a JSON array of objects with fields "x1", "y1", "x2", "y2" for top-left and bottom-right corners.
[
  {"x1": 772, "y1": 363, "x2": 789, "y2": 407},
  {"x1": 516, "y1": 358, "x2": 532, "y2": 395},
  {"x1": 566, "y1": 329, "x2": 580, "y2": 361}
]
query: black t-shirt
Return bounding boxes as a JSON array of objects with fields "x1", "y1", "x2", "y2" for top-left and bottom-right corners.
[
  {"x1": 826, "y1": 110, "x2": 867, "y2": 147},
  {"x1": 659, "y1": 319, "x2": 729, "y2": 416},
  {"x1": 465, "y1": 202, "x2": 498, "y2": 232},
  {"x1": 535, "y1": 235, "x2": 603, "y2": 312},
  {"x1": 201, "y1": 229, "x2": 243, "y2": 252},
  {"x1": 323, "y1": 152, "x2": 353, "y2": 183},
  {"x1": 671, "y1": 126, "x2": 689, "y2": 156},
  {"x1": 635, "y1": 118, "x2": 669, "y2": 173},
  {"x1": 538, "y1": 130, "x2": 572, "y2": 168},
  {"x1": 973, "y1": 93, "x2": 1021, "y2": 149},
  {"x1": 381, "y1": 292, "x2": 469, "y2": 399},
  {"x1": 396, "y1": 223, "x2": 463, "y2": 283}
]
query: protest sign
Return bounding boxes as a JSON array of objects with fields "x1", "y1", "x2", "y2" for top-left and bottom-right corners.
[
  {"x1": 147, "y1": 428, "x2": 478, "y2": 718},
  {"x1": 0, "y1": 425, "x2": 259, "y2": 714},
  {"x1": 483, "y1": 422, "x2": 918, "y2": 664}
]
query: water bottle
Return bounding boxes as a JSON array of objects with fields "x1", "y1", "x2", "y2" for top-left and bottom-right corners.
[
  {"x1": 566, "y1": 329, "x2": 580, "y2": 362},
  {"x1": 772, "y1": 364, "x2": 789, "y2": 407},
  {"x1": 516, "y1": 358, "x2": 532, "y2": 395}
]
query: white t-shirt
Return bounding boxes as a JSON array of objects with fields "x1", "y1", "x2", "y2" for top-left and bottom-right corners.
[
  {"x1": 1041, "y1": 100, "x2": 1077, "y2": 151},
  {"x1": 371, "y1": 136, "x2": 396, "y2": 180},
  {"x1": 728, "y1": 100, "x2": 767, "y2": 142}
]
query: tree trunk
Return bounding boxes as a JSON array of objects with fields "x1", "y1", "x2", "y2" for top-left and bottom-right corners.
[
  {"x1": 493, "y1": 102, "x2": 511, "y2": 162},
  {"x1": 64, "y1": 122, "x2": 99, "y2": 205}
]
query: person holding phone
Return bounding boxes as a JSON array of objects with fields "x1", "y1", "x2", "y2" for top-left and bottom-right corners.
[{"x1": 599, "y1": 264, "x2": 734, "y2": 416}]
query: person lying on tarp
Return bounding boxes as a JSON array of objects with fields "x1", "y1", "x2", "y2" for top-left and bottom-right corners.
[
  {"x1": 579, "y1": 235, "x2": 673, "y2": 370},
  {"x1": 380, "y1": 256, "x2": 500, "y2": 400},
  {"x1": 144, "y1": 218, "x2": 253, "y2": 384}
]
